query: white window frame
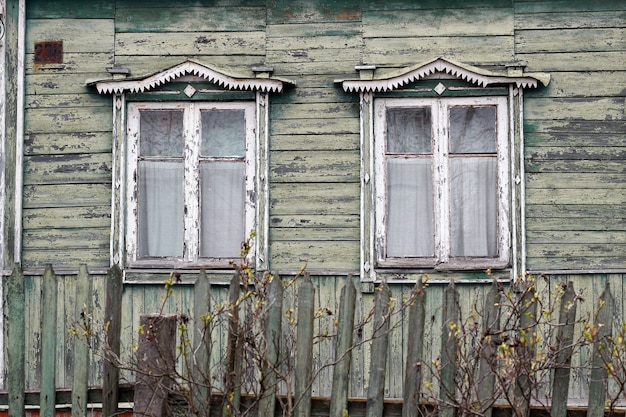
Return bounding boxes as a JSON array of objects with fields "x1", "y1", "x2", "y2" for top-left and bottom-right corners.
[
  {"x1": 126, "y1": 101, "x2": 257, "y2": 269},
  {"x1": 374, "y1": 96, "x2": 510, "y2": 270}
]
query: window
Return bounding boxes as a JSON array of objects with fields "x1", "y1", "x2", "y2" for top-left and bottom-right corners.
[
  {"x1": 127, "y1": 102, "x2": 255, "y2": 266},
  {"x1": 375, "y1": 97, "x2": 509, "y2": 269}
]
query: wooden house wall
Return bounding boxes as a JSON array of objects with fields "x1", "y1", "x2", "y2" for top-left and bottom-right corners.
[{"x1": 5, "y1": 0, "x2": 626, "y2": 401}]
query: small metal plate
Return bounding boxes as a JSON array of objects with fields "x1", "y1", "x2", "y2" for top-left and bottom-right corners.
[{"x1": 34, "y1": 40, "x2": 63, "y2": 64}]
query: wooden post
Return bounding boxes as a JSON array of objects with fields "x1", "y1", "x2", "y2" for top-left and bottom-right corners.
[
  {"x1": 5, "y1": 264, "x2": 25, "y2": 417},
  {"x1": 365, "y1": 280, "x2": 391, "y2": 417},
  {"x1": 330, "y1": 275, "x2": 357, "y2": 417},
  {"x1": 223, "y1": 269, "x2": 241, "y2": 416},
  {"x1": 402, "y1": 278, "x2": 426, "y2": 417},
  {"x1": 477, "y1": 280, "x2": 501, "y2": 417},
  {"x1": 259, "y1": 273, "x2": 284, "y2": 417},
  {"x1": 192, "y1": 270, "x2": 211, "y2": 417},
  {"x1": 40, "y1": 265, "x2": 57, "y2": 417},
  {"x1": 133, "y1": 314, "x2": 177, "y2": 417},
  {"x1": 294, "y1": 273, "x2": 315, "y2": 417},
  {"x1": 514, "y1": 281, "x2": 538, "y2": 417},
  {"x1": 551, "y1": 282, "x2": 578, "y2": 417},
  {"x1": 72, "y1": 264, "x2": 93, "y2": 417},
  {"x1": 586, "y1": 283, "x2": 615, "y2": 417},
  {"x1": 103, "y1": 264, "x2": 123, "y2": 417},
  {"x1": 440, "y1": 281, "x2": 459, "y2": 417}
]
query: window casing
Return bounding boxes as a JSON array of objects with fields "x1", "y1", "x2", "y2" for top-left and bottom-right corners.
[
  {"x1": 374, "y1": 96, "x2": 510, "y2": 270},
  {"x1": 126, "y1": 101, "x2": 256, "y2": 268}
]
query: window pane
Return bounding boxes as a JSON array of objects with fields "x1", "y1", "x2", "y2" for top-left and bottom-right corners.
[
  {"x1": 386, "y1": 107, "x2": 432, "y2": 154},
  {"x1": 201, "y1": 109, "x2": 246, "y2": 157},
  {"x1": 138, "y1": 161, "x2": 184, "y2": 257},
  {"x1": 139, "y1": 110, "x2": 184, "y2": 157},
  {"x1": 449, "y1": 106, "x2": 496, "y2": 154},
  {"x1": 200, "y1": 161, "x2": 245, "y2": 258},
  {"x1": 386, "y1": 158, "x2": 434, "y2": 257},
  {"x1": 450, "y1": 157, "x2": 497, "y2": 257}
]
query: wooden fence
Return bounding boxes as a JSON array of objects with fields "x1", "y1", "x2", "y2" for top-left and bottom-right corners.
[{"x1": 1, "y1": 264, "x2": 624, "y2": 417}]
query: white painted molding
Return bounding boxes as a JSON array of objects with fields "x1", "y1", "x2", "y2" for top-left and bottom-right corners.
[
  {"x1": 91, "y1": 60, "x2": 291, "y2": 94},
  {"x1": 339, "y1": 57, "x2": 550, "y2": 92}
]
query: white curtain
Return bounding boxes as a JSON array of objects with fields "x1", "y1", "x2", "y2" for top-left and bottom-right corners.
[
  {"x1": 138, "y1": 161, "x2": 184, "y2": 257},
  {"x1": 449, "y1": 157, "x2": 497, "y2": 257},
  {"x1": 200, "y1": 161, "x2": 245, "y2": 258},
  {"x1": 386, "y1": 158, "x2": 434, "y2": 257}
]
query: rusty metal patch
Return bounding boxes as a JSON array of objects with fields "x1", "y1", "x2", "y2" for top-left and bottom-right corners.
[{"x1": 34, "y1": 40, "x2": 63, "y2": 64}]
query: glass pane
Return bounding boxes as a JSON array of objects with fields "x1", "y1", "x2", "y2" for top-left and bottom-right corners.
[
  {"x1": 386, "y1": 158, "x2": 434, "y2": 257},
  {"x1": 200, "y1": 161, "x2": 245, "y2": 258},
  {"x1": 450, "y1": 157, "x2": 497, "y2": 257},
  {"x1": 386, "y1": 107, "x2": 432, "y2": 154},
  {"x1": 139, "y1": 109, "x2": 184, "y2": 157},
  {"x1": 138, "y1": 161, "x2": 184, "y2": 257},
  {"x1": 449, "y1": 106, "x2": 496, "y2": 154},
  {"x1": 201, "y1": 109, "x2": 246, "y2": 157}
]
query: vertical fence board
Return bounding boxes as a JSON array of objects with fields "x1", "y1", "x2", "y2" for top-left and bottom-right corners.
[
  {"x1": 40, "y1": 265, "x2": 57, "y2": 417},
  {"x1": 551, "y1": 282, "x2": 578, "y2": 417},
  {"x1": 587, "y1": 282, "x2": 615, "y2": 417},
  {"x1": 478, "y1": 281, "x2": 501, "y2": 417},
  {"x1": 514, "y1": 282, "x2": 538, "y2": 417},
  {"x1": 72, "y1": 265, "x2": 92, "y2": 417},
  {"x1": 5, "y1": 264, "x2": 25, "y2": 417},
  {"x1": 259, "y1": 273, "x2": 284, "y2": 417},
  {"x1": 403, "y1": 279, "x2": 426, "y2": 417},
  {"x1": 366, "y1": 281, "x2": 391, "y2": 417},
  {"x1": 193, "y1": 270, "x2": 212, "y2": 417},
  {"x1": 330, "y1": 275, "x2": 357, "y2": 417},
  {"x1": 103, "y1": 265, "x2": 123, "y2": 417},
  {"x1": 295, "y1": 273, "x2": 315, "y2": 417},
  {"x1": 223, "y1": 270, "x2": 242, "y2": 416},
  {"x1": 440, "y1": 282, "x2": 459, "y2": 417}
]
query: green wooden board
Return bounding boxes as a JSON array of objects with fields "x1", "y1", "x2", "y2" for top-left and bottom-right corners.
[
  {"x1": 24, "y1": 153, "x2": 112, "y2": 185},
  {"x1": 270, "y1": 150, "x2": 359, "y2": 183},
  {"x1": 25, "y1": 132, "x2": 112, "y2": 156},
  {"x1": 26, "y1": 19, "x2": 114, "y2": 53}
]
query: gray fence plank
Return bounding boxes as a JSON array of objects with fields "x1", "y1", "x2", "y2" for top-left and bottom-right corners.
[
  {"x1": 103, "y1": 265, "x2": 123, "y2": 417},
  {"x1": 295, "y1": 273, "x2": 315, "y2": 417},
  {"x1": 259, "y1": 273, "x2": 284, "y2": 417},
  {"x1": 193, "y1": 270, "x2": 212, "y2": 417},
  {"x1": 5, "y1": 264, "x2": 25, "y2": 417},
  {"x1": 440, "y1": 281, "x2": 459, "y2": 417},
  {"x1": 514, "y1": 282, "x2": 538, "y2": 417},
  {"x1": 72, "y1": 264, "x2": 92, "y2": 417},
  {"x1": 223, "y1": 270, "x2": 242, "y2": 416},
  {"x1": 402, "y1": 279, "x2": 426, "y2": 417},
  {"x1": 478, "y1": 280, "x2": 501, "y2": 417},
  {"x1": 366, "y1": 281, "x2": 391, "y2": 417},
  {"x1": 40, "y1": 265, "x2": 57, "y2": 417}
]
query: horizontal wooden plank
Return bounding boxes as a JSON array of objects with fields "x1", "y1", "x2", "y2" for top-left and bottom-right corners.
[
  {"x1": 266, "y1": 22, "x2": 361, "y2": 38},
  {"x1": 115, "y1": 6, "x2": 265, "y2": 32},
  {"x1": 266, "y1": 47, "x2": 361, "y2": 67},
  {"x1": 270, "y1": 240, "x2": 360, "y2": 271},
  {"x1": 524, "y1": 120, "x2": 626, "y2": 134},
  {"x1": 526, "y1": 188, "x2": 626, "y2": 205},
  {"x1": 270, "y1": 117, "x2": 359, "y2": 135},
  {"x1": 26, "y1": 93, "x2": 110, "y2": 109},
  {"x1": 514, "y1": 1, "x2": 626, "y2": 13},
  {"x1": 25, "y1": 52, "x2": 114, "y2": 75},
  {"x1": 524, "y1": 132, "x2": 626, "y2": 148},
  {"x1": 524, "y1": 71, "x2": 626, "y2": 98},
  {"x1": 270, "y1": 214, "x2": 359, "y2": 229},
  {"x1": 527, "y1": 230, "x2": 626, "y2": 244},
  {"x1": 24, "y1": 153, "x2": 112, "y2": 184},
  {"x1": 527, "y1": 243, "x2": 626, "y2": 258},
  {"x1": 266, "y1": 34, "x2": 361, "y2": 50},
  {"x1": 270, "y1": 134, "x2": 359, "y2": 151},
  {"x1": 363, "y1": 36, "x2": 514, "y2": 67},
  {"x1": 526, "y1": 173, "x2": 625, "y2": 189},
  {"x1": 26, "y1": 19, "x2": 114, "y2": 53},
  {"x1": 272, "y1": 102, "x2": 359, "y2": 120},
  {"x1": 526, "y1": 146, "x2": 626, "y2": 161},
  {"x1": 115, "y1": 31, "x2": 265, "y2": 56},
  {"x1": 363, "y1": 0, "x2": 512, "y2": 10},
  {"x1": 515, "y1": 11, "x2": 626, "y2": 30},
  {"x1": 526, "y1": 158, "x2": 626, "y2": 173},
  {"x1": 526, "y1": 216, "x2": 626, "y2": 232},
  {"x1": 26, "y1": 73, "x2": 111, "y2": 95},
  {"x1": 518, "y1": 51, "x2": 626, "y2": 72},
  {"x1": 25, "y1": 132, "x2": 112, "y2": 155},
  {"x1": 527, "y1": 256, "x2": 626, "y2": 271},
  {"x1": 23, "y1": 206, "x2": 111, "y2": 229},
  {"x1": 271, "y1": 227, "x2": 359, "y2": 241},
  {"x1": 25, "y1": 106, "x2": 112, "y2": 134},
  {"x1": 23, "y1": 183, "x2": 111, "y2": 208},
  {"x1": 527, "y1": 204, "x2": 624, "y2": 219},
  {"x1": 515, "y1": 28, "x2": 625, "y2": 53},
  {"x1": 22, "y1": 248, "x2": 110, "y2": 270},
  {"x1": 114, "y1": 55, "x2": 264, "y2": 79},
  {"x1": 23, "y1": 227, "x2": 110, "y2": 250},
  {"x1": 26, "y1": 0, "x2": 114, "y2": 18},
  {"x1": 272, "y1": 87, "x2": 356, "y2": 104},
  {"x1": 524, "y1": 97, "x2": 624, "y2": 121},
  {"x1": 267, "y1": 0, "x2": 362, "y2": 24},
  {"x1": 270, "y1": 183, "x2": 360, "y2": 215},
  {"x1": 363, "y1": 8, "x2": 513, "y2": 37},
  {"x1": 271, "y1": 150, "x2": 360, "y2": 183}
]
